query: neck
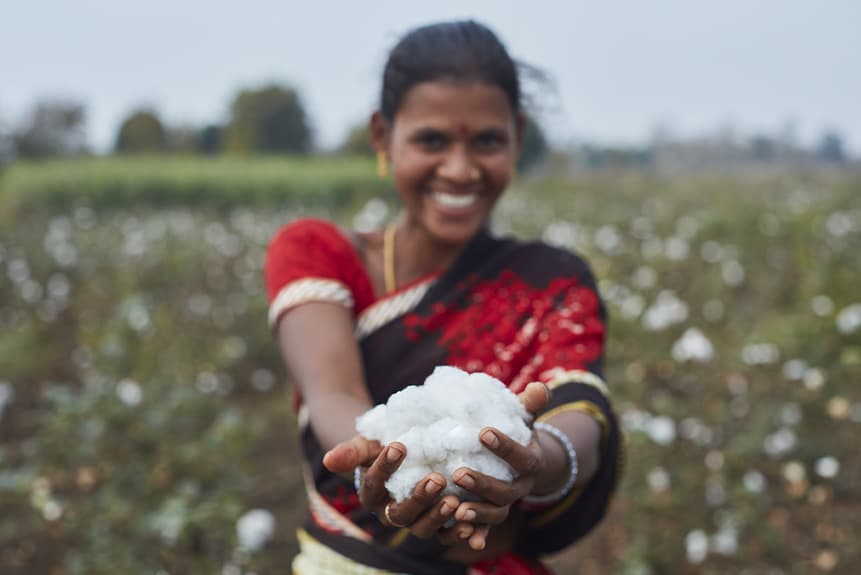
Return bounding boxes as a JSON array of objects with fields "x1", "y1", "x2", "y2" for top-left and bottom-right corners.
[{"x1": 392, "y1": 216, "x2": 466, "y2": 286}]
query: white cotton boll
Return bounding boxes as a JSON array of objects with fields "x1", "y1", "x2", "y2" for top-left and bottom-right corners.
[
  {"x1": 236, "y1": 509, "x2": 275, "y2": 552},
  {"x1": 356, "y1": 366, "x2": 531, "y2": 503},
  {"x1": 387, "y1": 466, "x2": 433, "y2": 502},
  {"x1": 355, "y1": 404, "x2": 387, "y2": 438}
]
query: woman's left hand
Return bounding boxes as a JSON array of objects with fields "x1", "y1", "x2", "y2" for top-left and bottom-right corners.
[{"x1": 439, "y1": 381, "x2": 550, "y2": 552}]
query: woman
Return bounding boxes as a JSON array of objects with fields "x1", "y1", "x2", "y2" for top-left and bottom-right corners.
[{"x1": 265, "y1": 20, "x2": 622, "y2": 575}]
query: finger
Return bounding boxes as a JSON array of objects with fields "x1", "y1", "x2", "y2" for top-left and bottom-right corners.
[
  {"x1": 409, "y1": 494, "x2": 458, "y2": 539},
  {"x1": 385, "y1": 472, "x2": 447, "y2": 527},
  {"x1": 468, "y1": 524, "x2": 491, "y2": 551},
  {"x1": 452, "y1": 467, "x2": 530, "y2": 507},
  {"x1": 362, "y1": 443, "x2": 406, "y2": 506},
  {"x1": 323, "y1": 436, "x2": 383, "y2": 473},
  {"x1": 480, "y1": 427, "x2": 542, "y2": 477},
  {"x1": 454, "y1": 500, "x2": 510, "y2": 526},
  {"x1": 438, "y1": 521, "x2": 475, "y2": 546},
  {"x1": 519, "y1": 381, "x2": 551, "y2": 417}
]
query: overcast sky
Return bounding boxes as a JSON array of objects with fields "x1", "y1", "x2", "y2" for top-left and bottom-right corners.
[{"x1": 2, "y1": 0, "x2": 859, "y2": 154}]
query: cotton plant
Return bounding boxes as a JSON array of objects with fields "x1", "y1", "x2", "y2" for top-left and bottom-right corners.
[{"x1": 356, "y1": 366, "x2": 532, "y2": 502}]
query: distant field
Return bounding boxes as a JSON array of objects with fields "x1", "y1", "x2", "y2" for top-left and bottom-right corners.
[
  {"x1": 0, "y1": 159, "x2": 859, "y2": 574},
  {"x1": 0, "y1": 156, "x2": 387, "y2": 214}
]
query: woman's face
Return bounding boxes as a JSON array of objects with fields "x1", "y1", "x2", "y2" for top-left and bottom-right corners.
[{"x1": 374, "y1": 81, "x2": 522, "y2": 246}]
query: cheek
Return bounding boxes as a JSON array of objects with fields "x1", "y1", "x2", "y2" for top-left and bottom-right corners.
[
  {"x1": 482, "y1": 157, "x2": 515, "y2": 187},
  {"x1": 393, "y1": 153, "x2": 436, "y2": 183}
]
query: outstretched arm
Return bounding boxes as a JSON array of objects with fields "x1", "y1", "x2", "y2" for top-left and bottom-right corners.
[{"x1": 277, "y1": 301, "x2": 374, "y2": 454}]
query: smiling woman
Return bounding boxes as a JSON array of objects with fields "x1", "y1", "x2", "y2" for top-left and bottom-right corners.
[
  {"x1": 371, "y1": 80, "x2": 520, "y2": 250},
  {"x1": 265, "y1": 20, "x2": 621, "y2": 575}
]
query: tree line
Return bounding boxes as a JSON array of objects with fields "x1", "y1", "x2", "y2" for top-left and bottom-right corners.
[{"x1": 0, "y1": 83, "x2": 549, "y2": 170}]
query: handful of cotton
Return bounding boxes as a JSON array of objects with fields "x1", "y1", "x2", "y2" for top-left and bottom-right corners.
[{"x1": 356, "y1": 366, "x2": 532, "y2": 503}]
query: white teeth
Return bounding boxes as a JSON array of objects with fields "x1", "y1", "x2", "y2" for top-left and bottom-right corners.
[{"x1": 432, "y1": 191, "x2": 477, "y2": 208}]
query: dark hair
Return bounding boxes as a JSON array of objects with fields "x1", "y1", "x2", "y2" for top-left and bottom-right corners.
[{"x1": 380, "y1": 20, "x2": 521, "y2": 121}]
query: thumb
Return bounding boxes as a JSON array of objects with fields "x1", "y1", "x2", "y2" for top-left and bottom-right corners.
[
  {"x1": 323, "y1": 436, "x2": 383, "y2": 473},
  {"x1": 518, "y1": 381, "x2": 550, "y2": 417}
]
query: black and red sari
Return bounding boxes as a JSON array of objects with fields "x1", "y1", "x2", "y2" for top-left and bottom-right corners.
[{"x1": 265, "y1": 218, "x2": 622, "y2": 575}]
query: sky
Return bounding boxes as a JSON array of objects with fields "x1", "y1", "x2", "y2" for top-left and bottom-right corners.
[{"x1": 2, "y1": 0, "x2": 859, "y2": 155}]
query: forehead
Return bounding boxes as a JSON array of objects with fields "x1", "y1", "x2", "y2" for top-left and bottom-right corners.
[{"x1": 394, "y1": 80, "x2": 515, "y2": 130}]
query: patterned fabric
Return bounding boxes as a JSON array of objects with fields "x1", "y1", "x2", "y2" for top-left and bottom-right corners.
[
  {"x1": 269, "y1": 277, "x2": 354, "y2": 328},
  {"x1": 265, "y1": 218, "x2": 622, "y2": 575},
  {"x1": 293, "y1": 529, "x2": 407, "y2": 575},
  {"x1": 356, "y1": 280, "x2": 435, "y2": 339}
]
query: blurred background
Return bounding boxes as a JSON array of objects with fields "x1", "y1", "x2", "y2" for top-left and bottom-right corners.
[{"x1": 1, "y1": 1, "x2": 859, "y2": 573}]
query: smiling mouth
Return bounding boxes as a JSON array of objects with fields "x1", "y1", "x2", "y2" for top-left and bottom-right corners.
[{"x1": 431, "y1": 191, "x2": 478, "y2": 209}]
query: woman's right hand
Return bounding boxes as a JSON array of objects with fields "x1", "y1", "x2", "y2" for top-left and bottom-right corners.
[{"x1": 324, "y1": 438, "x2": 461, "y2": 539}]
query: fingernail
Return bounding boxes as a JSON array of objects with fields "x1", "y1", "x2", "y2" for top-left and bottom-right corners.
[
  {"x1": 459, "y1": 526, "x2": 474, "y2": 539},
  {"x1": 457, "y1": 473, "x2": 475, "y2": 489},
  {"x1": 440, "y1": 501, "x2": 454, "y2": 515},
  {"x1": 387, "y1": 446, "x2": 403, "y2": 462},
  {"x1": 461, "y1": 509, "x2": 477, "y2": 521},
  {"x1": 426, "y1": 478, "x2": 442, "y2": 494},
  {"x1": 481, "y1": 430, "x2": 499, "y2": 448}
]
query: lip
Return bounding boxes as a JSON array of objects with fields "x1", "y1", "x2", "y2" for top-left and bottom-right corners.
[
  {"x1": 432, "y1": 190, "x2": 478, "y2": 208},
  {"x1": 428, "y1": 190, "x2": 482, "y2": 215}
]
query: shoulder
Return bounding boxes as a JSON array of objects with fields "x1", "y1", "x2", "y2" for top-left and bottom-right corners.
[
  {"x1": 268, "y1": 217, "x2": 352, "y2": 251},
  {"x1": 264, "y1": 217, "x2": 373, "y2": 307},
  {"x1": 505, "y1": 238, "x2": 598, "y2": 286},
  {"x1": 266, "y1": 217, "x2": 362, "y2": 274}
]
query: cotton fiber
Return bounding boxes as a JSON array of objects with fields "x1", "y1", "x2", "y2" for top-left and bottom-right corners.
[{"x1": 356, "y1": 366, "x2": 532, "y2": 503}]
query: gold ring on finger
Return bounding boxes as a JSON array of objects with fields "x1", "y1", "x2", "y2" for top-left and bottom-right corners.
[{"x1": 384, "y1": 501, "x2": 409, "y2": 528}]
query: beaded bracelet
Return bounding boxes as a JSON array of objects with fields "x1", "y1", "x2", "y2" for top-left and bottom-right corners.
[
  {"x1": 354, "y1": 467, "x2": 363, "y2": 493},
  {"x1": 522, "y1": 421, "x2": 578, "y2": 504}
]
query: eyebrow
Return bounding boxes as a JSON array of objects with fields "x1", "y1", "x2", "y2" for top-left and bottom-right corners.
[
  {"x1": 409, "y1": 125, "x2": 508, "y2": 138},
  {"x1": 473, "y1": 127, "x2": 508, "y2": 138}
]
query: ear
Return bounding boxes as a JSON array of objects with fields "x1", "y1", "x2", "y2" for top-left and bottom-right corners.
[{"x1": 369, "y1": 111, "x2": 391, "y2": 155}]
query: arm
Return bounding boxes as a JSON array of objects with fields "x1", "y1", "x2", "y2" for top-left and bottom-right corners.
[
  {"x1": 273, "y1": 278, "x2": 466, "y2": 538},
  {"x1": 276, "y1": 301, "x2": 373, "y2": 453},
  {"x1": 266, "y1": 219, "x2": 383, "y2": 467},
  {"x1": 530, "y1": 409, "x2": 601, "y2": 496}
]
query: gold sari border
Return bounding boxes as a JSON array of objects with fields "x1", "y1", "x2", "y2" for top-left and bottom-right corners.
[
  {"x1": 293, "y1": 528, "x2": 405, "y2": 575},
  {"x1": 541, "y1": 369, "x2": 610, "y2": 399}
]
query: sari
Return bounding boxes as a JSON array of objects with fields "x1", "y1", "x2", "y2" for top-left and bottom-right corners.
[{"x1": 265, "y1": 218, "x2": 622, "y2": 575}]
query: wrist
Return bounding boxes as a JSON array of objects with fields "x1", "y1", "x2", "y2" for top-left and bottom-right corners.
[
  {"x1": 531, "y1": 428, "x2": 567, "y2": 496},
  {"x1": 523, "y1": 422, "x2": 578, "y2": 504}
]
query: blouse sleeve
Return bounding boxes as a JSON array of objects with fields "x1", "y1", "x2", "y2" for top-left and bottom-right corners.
[
  {"x1": 512, "y1": 260, "x2": 623, "y2": 556},
  {"x1": 264, "y1": 218, "x2": 373, "y2": 330}
]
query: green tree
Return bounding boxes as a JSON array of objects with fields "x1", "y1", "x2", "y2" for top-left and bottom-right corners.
[
  {"x1": 818, "y1": 130, "x2": 846, "y2": 163},
  {"x1": 13, "y1": 101, "x2": 88, "y2": 158},
  {"x1": 518, "y1": 115, "x2": 549, "y2": 173},
  {"x1": 338, "y1": 122, "x2": 374, "y2": 156},
  {"x1": 197, "y1": 124, "x2": 223, "y2": 155},
  {"x1": 115, "y1": 109, "x2": 167, "y2": 154},
  {"x1": 0, "y1": 112, "x2": 13, "y2": 165},
  {"x1": 224, "y1": 84, "x2": 312, "y2": 154}
]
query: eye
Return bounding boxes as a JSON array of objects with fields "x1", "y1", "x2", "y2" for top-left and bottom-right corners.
[
  {"x1": 473, "y1": 130, "x2": 506, "y2": 152},
  {"x1": 413, "y1": 130, "x2": 448, "y2": 151}
]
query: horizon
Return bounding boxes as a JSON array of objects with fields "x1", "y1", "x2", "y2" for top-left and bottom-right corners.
[{"x1": 2, "y1": 0, "x2": 859, "y2": 155}]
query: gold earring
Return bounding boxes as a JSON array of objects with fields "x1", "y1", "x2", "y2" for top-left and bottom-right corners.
[{"x1": 376, "y1": 152, "x2": 389, "y2": 178}]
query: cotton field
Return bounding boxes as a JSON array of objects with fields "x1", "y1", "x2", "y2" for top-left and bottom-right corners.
[{"x1": 1, "y1": 168, "x2": 859, "y2": 574}]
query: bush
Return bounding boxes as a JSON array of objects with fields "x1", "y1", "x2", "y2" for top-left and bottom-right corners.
[
  {"x1": 0, "y1": 156, "x2": 388, "y2": 217},
  {"x1": 1, "y1": 165, "x2": 860, "y2": 573}
]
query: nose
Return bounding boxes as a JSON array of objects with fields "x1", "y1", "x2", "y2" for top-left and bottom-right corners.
[{"x1": 437, "y1": 147, "x2": 480, "y2": 184}]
